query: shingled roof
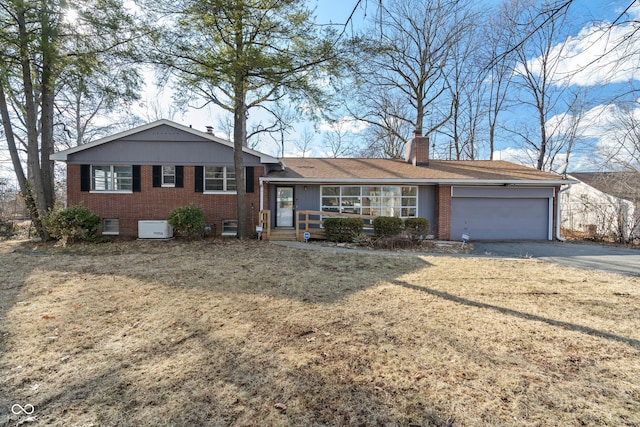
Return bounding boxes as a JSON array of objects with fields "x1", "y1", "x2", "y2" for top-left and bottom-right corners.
[
  {"x1": 267, "y1": 158, "x2": 567, "y2": 184},
  {"x1": 570, "y1": 172, "x2": 640, "y2": 202}
]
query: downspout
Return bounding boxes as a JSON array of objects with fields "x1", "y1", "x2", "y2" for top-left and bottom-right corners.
[
  {"x1": 555, "y1": 181, "x2": 573, "y2": 242},
  {"x1": 259, "y1": 176, "x2": 265, "y2": 211}
]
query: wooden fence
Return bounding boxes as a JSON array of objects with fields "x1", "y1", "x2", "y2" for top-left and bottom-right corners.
[{"x1": 295, "y1": 210, "x2": 376, "y2": 242}]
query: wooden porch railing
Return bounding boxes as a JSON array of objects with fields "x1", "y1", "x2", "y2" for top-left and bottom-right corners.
[
  {"x1": 295, "y1": 210, "x2": 377, "y2": 242},
  {"x1": 258, "y1": 210, "x2": 271, "y2": 241}
]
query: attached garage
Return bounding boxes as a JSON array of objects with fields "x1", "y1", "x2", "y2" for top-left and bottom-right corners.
[{"x1": 450, "y1": 186, "x2": 554, "y2": 240}]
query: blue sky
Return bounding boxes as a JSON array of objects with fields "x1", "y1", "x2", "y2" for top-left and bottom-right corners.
[
  {"x1": 2, "y1": 0, "x2": 634, "y2": 186},
  {"x1": 124, "y1": 0, "x2": 640, "y2": 173}
]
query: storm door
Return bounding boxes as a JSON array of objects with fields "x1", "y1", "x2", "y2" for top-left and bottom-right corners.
[{"x1": 276, "y1": 187, "x2": 294, "y2": 227}]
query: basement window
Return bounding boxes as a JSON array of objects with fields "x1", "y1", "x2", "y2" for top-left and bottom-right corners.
[
  {"x1": 103, "y1": 219, "x2": 119, "y2": 235},
  {"x1": 221, "y1": 220, "x2": 238, "y2": 236}
]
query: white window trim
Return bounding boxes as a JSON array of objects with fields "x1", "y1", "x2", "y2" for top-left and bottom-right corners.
[
  {"x1": 161, "y1": 165, "x2": 176, "y2": 187},
  {"x1": 90, "y1": 190, "x2": 133, "y2": 194},
  {"x1": 203, "y1": 166, "x2": 238, "y2": 194},
  {"x1": 320, "y1": 185, "x2": 419, "y2": 218}
]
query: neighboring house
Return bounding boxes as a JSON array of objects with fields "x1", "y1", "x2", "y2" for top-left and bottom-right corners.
[
  {"x1": 562, "y1": 172, "x2": 640, "y2": 241},
  {"x1": 52, "y1": 120, "x2": 570, "y2": 241}
]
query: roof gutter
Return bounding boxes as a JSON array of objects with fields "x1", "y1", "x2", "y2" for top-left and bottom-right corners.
[{"x1": 261, "y1": 177, "x2": 574, "y2": 186}]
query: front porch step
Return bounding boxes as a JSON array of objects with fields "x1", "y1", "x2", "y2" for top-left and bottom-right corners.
[{"x1": 269, "y1": 228, "x2": 297, "y2": 241}]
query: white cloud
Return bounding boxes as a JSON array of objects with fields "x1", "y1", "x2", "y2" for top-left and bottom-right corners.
[
  {"x1": 318, "y1": 116, "x2": 368, "y2": 134},
  {"x1": 524, "y1": 6, "x2": 640, "y2": 87}
]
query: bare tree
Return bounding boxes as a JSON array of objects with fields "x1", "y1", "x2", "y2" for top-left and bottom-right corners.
[
  {"x1": 598, "y1": 102, "x2": 640, "y2": 171},
  {"x1": 293, "y1": 126, "x2": 316, "y2": 158},
  {"x1": 358, "y1": 95, "x2": 413, "y2": 159},
  {"x1": 506, "y1": 0, "x2": 573, "y2": 170},
  {"x1": 345, "y1": 0, "x2": 469, "y2": 154},
  {"x1": 482, "y1": 2, "x2": 518, "y2": 160},
  {"x1": 441, "y1": 5, "x2": 483, "y2": 160},
  {"x1": 322, "y1": 119, "x2": 358, "y2": 158}
]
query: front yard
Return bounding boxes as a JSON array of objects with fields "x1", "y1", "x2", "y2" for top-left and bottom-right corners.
[{"x1": 1, "y1": 239, "x2": 639, "y2": 426}]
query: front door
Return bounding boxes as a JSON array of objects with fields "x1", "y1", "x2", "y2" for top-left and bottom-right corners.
[{"x1": 276, "y1": 187, "x2": 294, "y2": 227}]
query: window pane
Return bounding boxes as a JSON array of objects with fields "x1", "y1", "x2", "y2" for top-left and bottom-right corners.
[
  {"x1": 113, "y1": 166, "x2": 132, "y2": 190},
  {"x1": 322, "y1": 197, "x2": 339, "y2": 207},
  {"x1": 162, "y1": 165, "x2": 175, "y2": 185},
  {"x1": 342, "y1": 186, "x2": 361, "y2": 196},
  {"x1": 205, "y1": 166, "x2": 224, "y2": 191},
  {"x1": 402, "y1": 186, "x2": 417, "y2": 196},
  {"x1": 103, "y1": 219, "x2": 119, "y2": 234},
  {"x1": 205, "y1": 167, "x2": 224, "y2": 179},
  {"x1": 401, "y1": 208, "x2": 417, "y2": 217},
  {"x1": 342, "y1": 207, "x2": 360, "y2": 214},
  {"x1": 382, "y1": 186, "x2": 401, "y2": 196},
  {"x1": 402, "y1": 197, "x2": 417, "y2": 207},
  {"x1": 362, "y1": 186, "x2": 380, "y2": 196},
  {"x1": 226, "y1": 167, "x2": 236, "y2": 191},
  {"x1": 341, "y1": 196, "x2": 360, "y2": 207},
  {"x1": 205, "y1": 180, "x2": 224, "y2": 191},
  {"x1": 381, "y1": 207, "x2": 400, "y2": 216},
  {"x1": 322, "y1": 187, "x2": 340, "y2": 196},
  {"x1": 92, "y1": 166, "x2": 110, "y2": 191},
  {"x1": 382, "y1": 197, "x2": 400, "y2": 207}
]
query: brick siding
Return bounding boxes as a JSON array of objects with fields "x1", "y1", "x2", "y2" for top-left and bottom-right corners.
[
  {"x1": 435, "y1": 185, "x2": 451, "y2": 240},
  {"x1": 67, "y1": 164, "x2": 263, "y2": 237}
]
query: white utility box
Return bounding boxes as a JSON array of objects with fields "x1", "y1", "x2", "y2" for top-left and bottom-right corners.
[{"x1": 138, "y1": 220, "x2": 173, "y2": 239}]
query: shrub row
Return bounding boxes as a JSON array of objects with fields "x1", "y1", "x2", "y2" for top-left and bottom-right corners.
[
  {"x1": 324, "y1": 216, "x2": 431, "y2": 243},
  {"x1": 44, "y1": 205, "x2": 431, "y2": 246},
  {"x1": 323, "y1": 218, "x2": 364, "y2": 243},
  {"x1": 45, "y1": 204, "x2": 209, "y2": 245}
]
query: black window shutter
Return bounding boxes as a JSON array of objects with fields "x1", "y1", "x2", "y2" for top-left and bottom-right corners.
[
  {"x1": 152, "y1": 165, "x2": 161, "y2": 187},
  {"x1": 245, "y1": 166, "x2": 254, "y2": 193},
  {"x1": 80, "y1": 165, "x2": 91, "y2": 192},
  {"x1": 194, "y1": 166, "x2": 203, "y2": 192},
  {"x1": 176, "y1": 166, "x2": 184, "y2": 188},
  {"x1": 133, "y1": 165, "x2": 141, "y2": 192}
]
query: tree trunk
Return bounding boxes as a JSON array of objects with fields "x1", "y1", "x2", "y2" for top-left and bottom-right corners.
[
  {"x1": 40, "y1": 3, "x2": 56, "y2": 214},
  {"x1": 18, "y1": 8, "x2": 49, "y2": 238},
  {"x1": 233, "y1": 75, "x2": 248, "y2": 239}
]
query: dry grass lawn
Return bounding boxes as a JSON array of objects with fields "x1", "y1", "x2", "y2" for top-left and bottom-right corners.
[{"x1": 1, "y1": 239, "x2": 639, "y2": 426}]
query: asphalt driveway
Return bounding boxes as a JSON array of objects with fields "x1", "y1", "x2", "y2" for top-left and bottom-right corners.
[{"x1": 472, "y1": 241, "x2": 640, "y2": 277}]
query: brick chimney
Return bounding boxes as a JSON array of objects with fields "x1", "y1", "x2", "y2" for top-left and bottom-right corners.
[
  {"x1": 205, "y1": 126, "x2": 214, "y2": 134},
  {"x1": 405, "y1": 132, "x2": 430, "y2": 166}
]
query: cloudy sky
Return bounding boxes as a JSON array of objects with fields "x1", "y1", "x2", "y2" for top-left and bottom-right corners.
[
  {"x1": 3, "y1": 0, "x2": 638, "y2": 187},
  {"x1": 497, "y1": 0, "x2": 640, "y2": 171}
]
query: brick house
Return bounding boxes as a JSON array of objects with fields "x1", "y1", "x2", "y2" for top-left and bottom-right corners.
[
  {"x1": 52, "y1": 120, "x2": 280, "y2": 237},
  {"x1": 52, "y1": 120, "x2": 571, "y2": 241}
]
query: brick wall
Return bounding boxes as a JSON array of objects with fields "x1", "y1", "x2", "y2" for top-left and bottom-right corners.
[
  {"x1": 67, "y1": 164, "x2": 263, "y2": 237},
  {"x1": 435, "y1": 185, "x2": 451, "y2": 240}
]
